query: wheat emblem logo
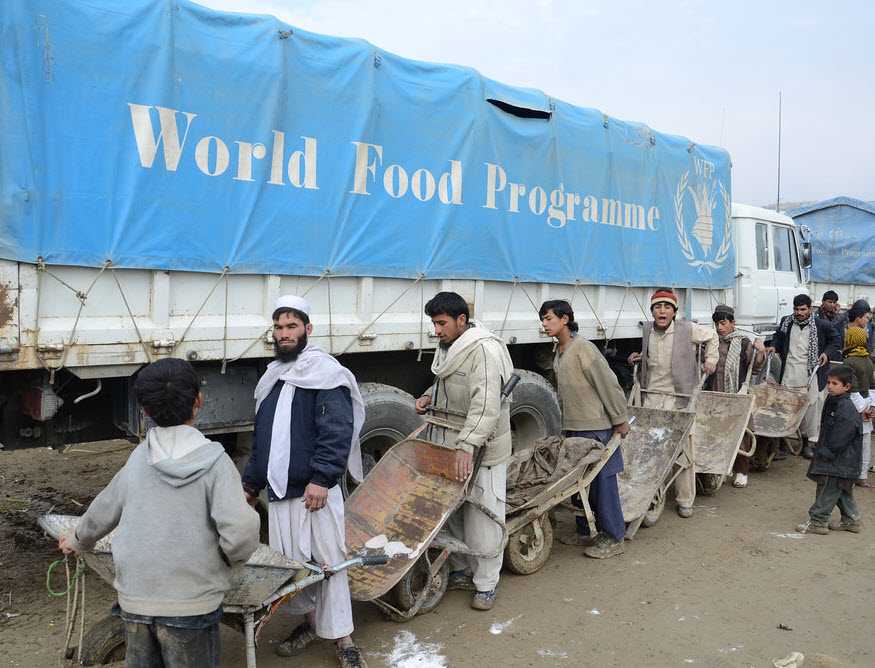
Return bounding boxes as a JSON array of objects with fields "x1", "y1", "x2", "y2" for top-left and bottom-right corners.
[{"x1": 674, "y1": 171, "x2": 731, "y2": 270}]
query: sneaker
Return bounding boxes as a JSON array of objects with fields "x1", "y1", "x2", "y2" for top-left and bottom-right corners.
[
  {"x1": 796, "y1": 520, "x2": 829, "y2": 535},
  {"x1": 336, "y1": 644, "x2": 368, "y2": 668},
  {"x1": 829, "y1": 519, "x2": 863, "y2": 533},
  {"x1": 447, "y1": 570, "x2": 476, "y2": 591},
  {"x1": 558, "y1": 532, "x2": 598, "y2": 547},
  {"x1": 276, "y1": 624, "x2": 319, "y2": 657},
  {"x1": 801, "y1": 444, "x2": 815, "y2": 460},
  {"x1": 471, "y1": 590, "x2": 496, "y2": 611},
  {"x1": 583, "y1": 535, "x2": 625, "y2": 559},
  {"x1": 732, "y1": 473, "x2": 748, "y2": 488},
  {"x1": 869, "y1": 464, "x2": 875, "y2": 473},
  {"x1": 677, "y1": 505, "x2": 693, "y2": 518}
]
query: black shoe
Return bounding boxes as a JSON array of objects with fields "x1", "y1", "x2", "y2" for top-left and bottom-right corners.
[{"x1": 801, "y1": 444, "x2": 814, "y2": 460}]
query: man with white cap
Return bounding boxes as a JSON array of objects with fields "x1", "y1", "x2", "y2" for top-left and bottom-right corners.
[
  {"x1": 628, "y1": 288, "x2": 718, "y2": 518},
  {"x1": 242, "y1": 295, "x2": 367, "y2": 668}
]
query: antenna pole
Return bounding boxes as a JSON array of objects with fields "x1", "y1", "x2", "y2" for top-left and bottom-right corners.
[{"x1": 776, "y1": 91, "x2": 782, "y2": 211}]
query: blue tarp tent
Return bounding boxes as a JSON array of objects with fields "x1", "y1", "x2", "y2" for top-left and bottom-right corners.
[
  {"x1": 789, "y1": 197, "x2": 875, "y2": 285},
  {"x1": 1, "y1": 0, "x2": 734, "y2": 288}
]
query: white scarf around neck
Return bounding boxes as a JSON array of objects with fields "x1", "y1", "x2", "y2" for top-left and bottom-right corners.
[{"x1": 256, "y1": 345, "x2": 364, "y2": 497}]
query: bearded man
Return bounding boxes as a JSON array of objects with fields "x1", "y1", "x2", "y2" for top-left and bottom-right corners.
[
  {"x1": 242, "y1": 295, "x2": 367, "y2": 668},
  {"x1": 768, "y1": 293, "x2": 840, "y2": 460}
]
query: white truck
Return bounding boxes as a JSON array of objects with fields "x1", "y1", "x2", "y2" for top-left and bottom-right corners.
[{"x1": 0, "y1": 1, "x2": 809, "y2": 465}]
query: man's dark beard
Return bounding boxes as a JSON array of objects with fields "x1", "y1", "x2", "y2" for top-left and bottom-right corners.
[{"x1": 274, "y1": 332, "x2": 308, "y2": 362}]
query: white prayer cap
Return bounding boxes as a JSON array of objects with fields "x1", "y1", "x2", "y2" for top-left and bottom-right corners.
[{"x1": 274, "y1": 294, "x2": 311, "y2": 316}]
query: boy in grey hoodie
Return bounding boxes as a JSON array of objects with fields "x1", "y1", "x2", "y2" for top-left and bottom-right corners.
[{"x1": 59, "y1": 358, "x2": 260, "y2": 667}]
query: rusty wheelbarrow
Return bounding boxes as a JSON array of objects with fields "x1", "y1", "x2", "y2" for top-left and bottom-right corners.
[
  {"x1": 618, "y1": 405, "x2": 695, "y2": 538},
  {"x1": 694, "y1": 362, "x2": 758, "y2": 496},
  {"x1": 345, "y1": 376, "x2": 519, "y2": 620},
  {"x1": 38, "y1": 514, "x2": 387, "y2": 668},
  {"x1": 747, "y1": 356, "x2": 818, "y2": 470},
  {"x1": 500, "y1": 433, "x2": 622, "y2": 574}
]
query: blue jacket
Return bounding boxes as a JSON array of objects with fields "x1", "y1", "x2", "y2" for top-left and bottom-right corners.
[{"x1": 242, "y1": 383, "x2": 353, "y2": 501}]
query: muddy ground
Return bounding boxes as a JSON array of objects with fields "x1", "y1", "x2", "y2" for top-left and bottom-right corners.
[{"x1": 1, "y1": 441, "x2": 873, "y2": 667}]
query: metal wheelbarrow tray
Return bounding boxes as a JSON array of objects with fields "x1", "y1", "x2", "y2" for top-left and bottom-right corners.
[
  {"x1": 345, "y1": 436, "x2": 466, "y2": 619},
  {"x1": 38, "y1": 514, "x2": 383, "y2": 667},
  {"x1": 618, "y1": 406, "x2": 694, "y2": 538},
  {"x1": 748, "y1": 381, "x2": 810, "y2": 438},
  {"x1": 500, "y1": 434, "x2": 620, "y2": 574},
  {"x1": 693, "y1": 390, "x2": 756, "y2": 495}
]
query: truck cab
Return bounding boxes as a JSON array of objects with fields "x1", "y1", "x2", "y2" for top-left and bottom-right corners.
[{"x1": 732, "y1": 203, "x2": 810, "y2": 336}]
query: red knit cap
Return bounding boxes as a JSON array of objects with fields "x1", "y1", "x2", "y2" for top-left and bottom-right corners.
[{"x1": 650, "y1": 289, "x2": 678, "y2": 310}]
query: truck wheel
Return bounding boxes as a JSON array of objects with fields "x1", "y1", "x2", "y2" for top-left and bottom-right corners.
[
  {"x1": 696, "y1": 473, "x2": 725, "y2": 496},
  {"x1": 345, "y1": 384, "x2": 422, "y2": 495},
  {"x1": 78, "y1": 614, "x2": 125, "y2": 665},
  {"x1": 504, "y1": 514, "x2": 553, "y2": 575},
  {"x1": 509, "y1": 370, "x2": 561, "y2": 453},
  {"x1": 390, "y1": 551, "x2": 449, "y2": 617}
]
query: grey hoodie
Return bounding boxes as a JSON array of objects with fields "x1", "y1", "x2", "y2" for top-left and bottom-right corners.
[{"x1": 67, "y1": 425, "x2": 260, "y2": 617}]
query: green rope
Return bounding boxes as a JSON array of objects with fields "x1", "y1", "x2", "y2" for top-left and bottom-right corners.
[{"x1": 46, "y1": 557, "x2": 84, "y2": 598}]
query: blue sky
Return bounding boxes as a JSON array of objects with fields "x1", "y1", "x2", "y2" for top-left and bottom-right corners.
[{"x1": 197, "y1": 0, "x2": 875, "y2": 208}]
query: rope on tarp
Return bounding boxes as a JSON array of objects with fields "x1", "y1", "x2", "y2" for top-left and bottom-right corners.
[
  {"x1": 111, "y1": 267, "x2": 153, "y2": 364},
  {"x1": 33, "y1": 259, "x2": 111, "y2": 382},
  {"x1": 171, "y1": 266, "x2": 229, "y2": 354},
  {"x1": 337, "y1": 274, "x2": 425, "y2": 356}
]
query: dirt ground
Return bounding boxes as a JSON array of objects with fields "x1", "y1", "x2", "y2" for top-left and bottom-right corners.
[{"x1": 1, "y1": 441, "x2": 873, "y2": 667}]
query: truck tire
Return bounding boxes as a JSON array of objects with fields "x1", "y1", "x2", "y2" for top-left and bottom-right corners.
[
  {"x1": 356, "y1": 383, "x2": 422, "y2": 479},
  {"x1": 78, "y1": 614, "x2": 126, "y2": 665},
  {"x1": 508, "y1": 370, "x2": 561, "y2": 453}
]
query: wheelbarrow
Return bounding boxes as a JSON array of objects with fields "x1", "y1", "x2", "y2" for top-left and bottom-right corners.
[
  {"x1": 38, "y1": 514, "x2": 388, "y2": 667},
  {"x1": 748, "y1": 355, "x2": 818, "y2": 470},
  {"x1": 694, "y1": 362, "x2": 757, "y2": 496},
  {"x1": 344, "y1": 375, "x2": 519, "y2": 620},
  {"x1": 501, "y1": 432, "x2": 622, "y2": 574},
  {"x1": 618, "y1": 366, "x2": 699, "y2": 538}
]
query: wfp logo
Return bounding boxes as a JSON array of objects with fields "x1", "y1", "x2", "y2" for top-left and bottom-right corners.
[{"x1": 674, "y1": 158, "x2": 731, "y2": 270}]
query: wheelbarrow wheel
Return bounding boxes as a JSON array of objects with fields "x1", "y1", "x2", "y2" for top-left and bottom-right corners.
[
  {"x1": 642, "y1": 491, "x2": 666, "y2": 528},
  {"x1": 751, "y1": 437, "x2": 776, "y2": 472},
  {"x1": 390, "y1": 551, "x2": 449, "y2": 617},
  {"x1": 696, "y1": 473, "x2": 725, "y2": 496},
  {"x1": 79, "y1": 614, "x2": 126, "y2": 666},
  {"x1": 504, "y1": 514, "x2": 553, "y2": 575}
]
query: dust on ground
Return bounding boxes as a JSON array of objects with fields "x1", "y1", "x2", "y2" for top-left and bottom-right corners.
[{"x1": 1, "y1": 442, "x2": 873, "y2": 667}]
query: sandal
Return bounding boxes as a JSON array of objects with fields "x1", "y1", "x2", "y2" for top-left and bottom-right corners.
[{"x1": 276, "y1": 624, "x2": 319, "y2": 657}]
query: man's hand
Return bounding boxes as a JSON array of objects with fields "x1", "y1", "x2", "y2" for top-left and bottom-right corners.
[
  {"x1": 753, "y1": 338, "x2": 766, "y2": 353},
  {"x1": 817, "y1": 353, "x2": 829, "y2": 367},
  {"x1": 453, "y1": 450, "x2": 474, "y2": 482},
  {"x1": 58, "y1": 534, "x2": 77, "y2": 556},
  {"x1": 244, "y1": 491, "x2": 257, "y2": 507},
  {"x1": 613, "y1": 422, "x2": 631, "y2": 439},
  {"x1": 703, "y1": 361, "x2": 717, "y2": 375},
  {"x1": 415, "y1": 395, "x2": 432, "y2": 415},
  {"x1": 628, "y1": 352, "x2": 642, "y2": 365},
  {"x1": 764, "y1": 346, "x2": 776, "y2": 355},
  {"x1": 303, "y1": 483, "x2": 329, "y2": 512}
]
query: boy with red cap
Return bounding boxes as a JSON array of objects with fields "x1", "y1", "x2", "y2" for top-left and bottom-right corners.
[{"x1": 628, "y1": 288, "x2": 718, "y2": 517}]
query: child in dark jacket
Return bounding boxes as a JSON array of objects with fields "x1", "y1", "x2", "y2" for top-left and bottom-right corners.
[{"x1": 797, "y1": 365, "x2": 864, "y2": 534}]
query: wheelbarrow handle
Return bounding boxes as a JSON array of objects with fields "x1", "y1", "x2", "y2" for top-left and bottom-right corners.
[{"x1": 359, "y1": 554, "x2": 391, "y2": 567}]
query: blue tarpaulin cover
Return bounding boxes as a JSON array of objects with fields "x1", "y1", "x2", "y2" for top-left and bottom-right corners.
[
  {"x1": 0, "y1": 0, "x2": 734, "y2": 287},
  {"x1": 790, "y1": 197, "x2": 875, "y2": 285}
]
